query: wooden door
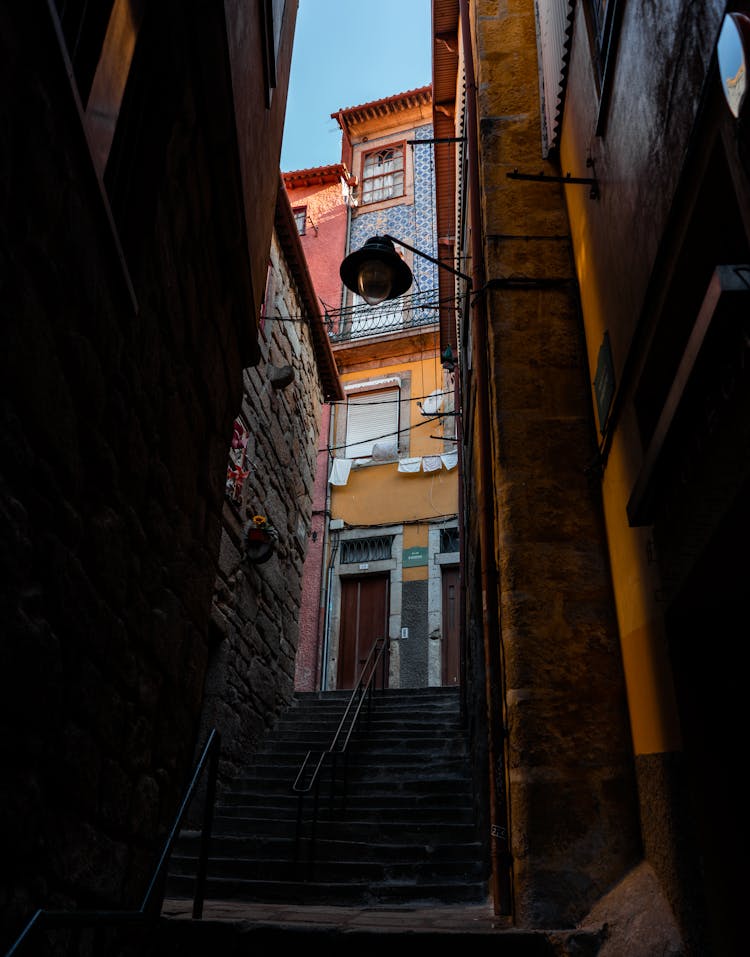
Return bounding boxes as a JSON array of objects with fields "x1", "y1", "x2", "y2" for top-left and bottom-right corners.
[
  {"x1": 338, "y1": 574, "x2": 390, "y2": 690},
  {"x1": 441, "y1": 566, "x2": 460, "y2": 686}
]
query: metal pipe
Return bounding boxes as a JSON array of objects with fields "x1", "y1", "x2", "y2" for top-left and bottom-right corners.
[{"x1": 458, "y1": 0, "x2": 512, "y2": 917}]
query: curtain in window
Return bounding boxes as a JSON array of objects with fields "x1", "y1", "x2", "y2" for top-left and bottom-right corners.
[{"x1": 361, "y1": 147, "x2": 404, "y2": 203}]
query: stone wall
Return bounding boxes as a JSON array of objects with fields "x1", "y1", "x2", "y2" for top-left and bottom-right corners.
[
  {"x1": 464, "y1": 0, "x2": 641, "y2": 928},
  {"x1": 199, "y1": 227, "x2": 325, "y2": 786},
  {"x1": 0, "y1": 2, "x2": 293, "y2": 946}
]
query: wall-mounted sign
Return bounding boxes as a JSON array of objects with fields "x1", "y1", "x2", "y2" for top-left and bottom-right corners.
[
  {"x1": 403, "y1": 546, "x2": 428, "y2": 568},
  {"x1": 718, "y1": 13, "x2": 750, "y2": 119}
]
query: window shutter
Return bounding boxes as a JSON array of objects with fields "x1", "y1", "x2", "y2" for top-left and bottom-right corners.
[{"x1": 345, "y1": 388, "x2": 400, "y2": 458}]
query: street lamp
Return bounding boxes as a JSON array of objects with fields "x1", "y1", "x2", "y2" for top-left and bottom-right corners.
[
  {"x1": 339, "y1": 235, "x2": 413, "y2": 305},
  {"x1": 340, "y1": 234, "x2": 471, "y2": 306}
]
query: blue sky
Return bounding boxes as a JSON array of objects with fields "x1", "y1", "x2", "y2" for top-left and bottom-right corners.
[{"x1": 281, "y1": 0, "x2": 432, "y2": 173}]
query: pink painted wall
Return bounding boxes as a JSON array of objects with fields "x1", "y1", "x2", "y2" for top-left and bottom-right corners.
[{"x1": 285, "y1": 171, "x2": 347, "y2": 690}]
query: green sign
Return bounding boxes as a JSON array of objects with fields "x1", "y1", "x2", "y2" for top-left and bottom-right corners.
[{"x1": 403, "y1": 546, "x2": 428, "y2": 567}]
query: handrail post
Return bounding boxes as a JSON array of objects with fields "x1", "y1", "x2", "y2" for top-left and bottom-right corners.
[
  {"x1": 308, "y1": 776, "x2": 320, "y2": 881},
  {"x1": 329, "y1": 752, "x2": 338, "y2": 809},
  {"x1": 192, "y1": 734, "x2": 219, "y2": 919},
  {"x1": 289, "y1": 637, "x2": 389, "y2": 887},
  {"x1": 294, "y1": 791, "x2": 304, "y2": 870}
]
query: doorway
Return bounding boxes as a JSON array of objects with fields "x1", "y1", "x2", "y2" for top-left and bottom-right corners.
[{"x1": 337, "y1": 573, "x2": 390, "y2": 690}]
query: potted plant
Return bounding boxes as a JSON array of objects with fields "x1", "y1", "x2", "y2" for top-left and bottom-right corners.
[{"x1": 243, "y1": 514, "x2": 278, "y2": 564}]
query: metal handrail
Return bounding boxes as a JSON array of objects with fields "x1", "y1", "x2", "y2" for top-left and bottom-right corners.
[
  {"x1": 4, "y1": 728, "x2": 221, "y2": 956},
  {"x1": 292, "y1": 638, "x2": 389, "y2": 877}
]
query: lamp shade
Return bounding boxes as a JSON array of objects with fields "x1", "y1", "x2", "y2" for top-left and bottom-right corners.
[{"x1": 340, "y1": 236, "x2": 413, "y2": 305}]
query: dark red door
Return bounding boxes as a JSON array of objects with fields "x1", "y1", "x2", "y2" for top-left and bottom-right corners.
[
  {"x1": 338, "y1": 574, "x2": 389, "y2": 689},
  {"x1": 441, "y1": 566, "x2": 460, "y2": 685}
]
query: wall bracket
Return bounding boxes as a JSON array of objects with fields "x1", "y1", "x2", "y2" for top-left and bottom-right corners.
[{"x1": 507, "y1": 162, "x2": 599, "y2": 199}]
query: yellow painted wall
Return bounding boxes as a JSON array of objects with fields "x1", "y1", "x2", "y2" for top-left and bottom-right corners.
[
  {"x1": 403, "y1": 524, "x2": 430, "y2": 582},
  {"x1": 560, "y1": 129, "x2": 683, "y2": 757},
  {"x1": 331, "y1": 356, "x2": 458, "y2": 527},
  {"x1": 331, "y1": 464, "x2": 457, "y2": 526}
]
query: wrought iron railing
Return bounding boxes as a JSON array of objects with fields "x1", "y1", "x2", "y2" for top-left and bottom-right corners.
[
  {"x1": 326, "y1": 288, "x2": 440, "y2": 343},
  {"x1": 292, "y1": 638, "x2": 389, "y2": 879}
]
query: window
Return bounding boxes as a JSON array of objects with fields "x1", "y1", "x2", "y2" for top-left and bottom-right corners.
[
  {"x1": 345, "y1": 386, "x2": 401, "y2": 459},
  {"x1": 440, "y1": 526, "x2": 460, "y2": 554},
  {"x1": 262, "y1": 0, "x2": 286, "y2": 106},
  {"x1": 361, "y1": 145, "x2": 405, "y2": 204},
  {"x1": 584, "y1": 0, "x2": 623, "y2": 132},
  {"x1": 293, "y1": 207, "x2": 307, "y2": 235},
  {"x1": 341, "y1": 536, "x2": 394, "y2": 564}
]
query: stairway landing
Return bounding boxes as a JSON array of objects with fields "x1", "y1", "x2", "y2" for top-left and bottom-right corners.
[{"x1": 161, "y1": 898, "x2": 509, "y2": 933}]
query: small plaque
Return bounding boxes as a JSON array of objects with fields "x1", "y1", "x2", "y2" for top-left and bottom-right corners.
[{"x1": 402, "y1": 546, "x2": 428, "y2": 567}]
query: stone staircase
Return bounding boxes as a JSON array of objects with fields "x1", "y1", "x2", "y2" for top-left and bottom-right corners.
[{"x1": 165, "y1": 686, "x2": 490, "y2": 908}]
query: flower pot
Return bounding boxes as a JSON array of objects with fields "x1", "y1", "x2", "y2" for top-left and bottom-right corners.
[{"x1": 243, "y1": 525, "x2": 275, "y2": 564}]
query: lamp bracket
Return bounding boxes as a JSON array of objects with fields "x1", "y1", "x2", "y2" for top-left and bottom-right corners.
[
  {"x1": 406, "y1": 137, "x2": 467, "y2": 144},
  {"x1": 383, "y1": 234, "x2": 472, "y2": 285},
  {"x1": 507, "y1": 167, "x2": 599, "y2": 200}
]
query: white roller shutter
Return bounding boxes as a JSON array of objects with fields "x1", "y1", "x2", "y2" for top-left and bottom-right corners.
[{"x1": 345, "y1": 388, "x2": 400, "y2": 458}]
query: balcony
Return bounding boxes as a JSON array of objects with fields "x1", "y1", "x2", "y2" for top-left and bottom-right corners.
[{"x1": 326, "y1": 288, "x2": 439, "y2": 343}]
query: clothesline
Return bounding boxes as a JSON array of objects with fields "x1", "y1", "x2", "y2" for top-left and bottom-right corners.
[{"x1": 329, "y1": 451, "x2": 458, "y2": 486}]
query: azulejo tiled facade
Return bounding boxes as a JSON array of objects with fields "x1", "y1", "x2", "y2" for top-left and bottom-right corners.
[{"x1": 350, "y1": 123, "x2": 438, "y2": 298}]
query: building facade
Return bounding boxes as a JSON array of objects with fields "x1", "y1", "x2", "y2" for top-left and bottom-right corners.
[
  {"x1": 282, "y1": 164, "x2": 354, "y2": 691},
  {"x1": 435, "y1": 1, "x2": 747, "y2": 954},
  {"x1": 322, "y1": 88, "x2": 461, "y2": 692}
]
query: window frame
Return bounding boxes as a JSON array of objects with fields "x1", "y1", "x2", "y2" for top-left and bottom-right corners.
[
  {"x1": 261, "y1": 0, "x2": 286, "y2": 108},
  {"x1": 583, "y1": 0, "x2": 625, "y2": 135},
  {"x1": 292, "y1": 206, "x2": 307, "y2": 235},
  {"x1": 359, "y1": 141, "x2": 406, "y2": 206},
  {"x1": 344, "y1": 386, "x2": 401, "y2": 460}
]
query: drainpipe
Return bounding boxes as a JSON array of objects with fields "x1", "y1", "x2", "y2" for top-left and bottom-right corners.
[
  {"x1": 312, "y1": 408, "x2": 334, "y2": 690},
  {"x1": 459, "y1": 0, "x2": 512, "y2": 917}
]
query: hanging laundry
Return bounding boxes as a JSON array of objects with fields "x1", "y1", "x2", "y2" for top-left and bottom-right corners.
[
  {"x1": 441, "y1": 451, "x2": 458, "y2": 470},
  {"x1": 397, "y1": 457, "x2": 422, "y2": 473},
  {"x1": 329, "y1": 458, "x2": 353, "y2": 486},
  {"x1": 422, "y1": 455, "x2": 443, "y2": 472},
  {"x1": 420, "y1": 389, "x2": 446, "y2": 416},
  {"x1": 371, "y1": 439, "x2": 398, "y2": 462}
]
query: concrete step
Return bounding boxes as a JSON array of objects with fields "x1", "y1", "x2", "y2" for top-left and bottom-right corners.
[{"x1": 166, "y1": 686, "x2": 486, "y2": 911}]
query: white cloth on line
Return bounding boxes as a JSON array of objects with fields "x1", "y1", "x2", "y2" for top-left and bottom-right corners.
[
  {"x1": 397, "y1": 457, "x2": 422, "y2": 473},
  {"x1": 329, "y1": 458, "x2": 353, "y2": 485},
  {"x1": 422, "y1": 455, "x2": 443, "y2": 472},
  {"x1": 441, "y1": 451, "x2": 458, "y2": 470},
  {"x1": 371, "y1": 439, "x2": 398, "y2": 462}
]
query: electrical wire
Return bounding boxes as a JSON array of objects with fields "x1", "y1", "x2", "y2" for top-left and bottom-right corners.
[{"x1": 326, "y1": 413, "x2": 443, "y2": 455}]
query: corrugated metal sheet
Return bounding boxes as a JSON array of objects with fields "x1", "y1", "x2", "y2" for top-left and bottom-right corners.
[{"x1": 536, "y1": 0, "x2": 575, "y2": 154}]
